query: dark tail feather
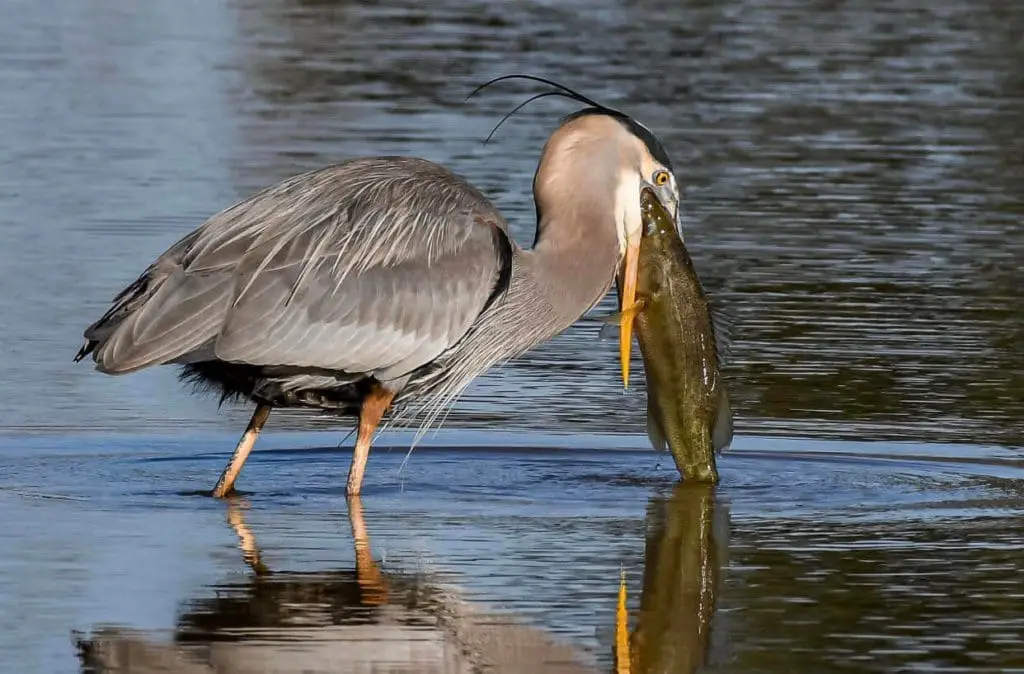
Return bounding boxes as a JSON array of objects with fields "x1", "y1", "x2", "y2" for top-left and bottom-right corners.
[
  {"x1": 73, "y1": 340, "x2": 96, "y2": 363},
  {"x1": 73, "y1": 272, "x2": 152, "y2": 364}
]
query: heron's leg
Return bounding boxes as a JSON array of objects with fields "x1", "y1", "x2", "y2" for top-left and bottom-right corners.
[
  {"x1": 212, "y1": 404, "x2": 272, "y2": 498},
  {"x1": 347, "y1": 494, "x2": 389, "y2": 605},
  {"x1": 345, "y1": 386, "x2": 395, "y2": 496}
]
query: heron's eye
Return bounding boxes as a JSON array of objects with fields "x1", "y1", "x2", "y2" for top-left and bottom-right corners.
[{"x1": 653, "y1": 170, "x2": 670, "y2": 186}]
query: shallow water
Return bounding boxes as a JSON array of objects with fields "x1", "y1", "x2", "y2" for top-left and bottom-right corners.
[
  {"x1": 1, "y1": 0, "x2": 1023, "y2": 671},
  {"x1": 2, "y1": 433, "x2": 1023, "y2": 672}
]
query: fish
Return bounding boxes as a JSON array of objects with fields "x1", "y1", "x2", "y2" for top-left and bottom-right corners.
[{"x1": 602, "y1": 187, "x2": 733, "y2": 483}]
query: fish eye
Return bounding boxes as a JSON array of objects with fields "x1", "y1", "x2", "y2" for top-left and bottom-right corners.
[{"x1": 653, "y1": 170, "x2": 670, "y2": 186}]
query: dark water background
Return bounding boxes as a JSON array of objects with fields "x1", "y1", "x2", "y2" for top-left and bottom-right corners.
[{"x1": 1, "y1": 0, "x2": 1022, "y2": 672}]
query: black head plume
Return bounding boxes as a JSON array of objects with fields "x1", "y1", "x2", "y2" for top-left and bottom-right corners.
[
  {"x1": 468, "y1": 74, "x2": 612, "y2": 110},
  {"x1": 467, "y1": 74, "x2": 673, "y2": 170},
  {"x1": 475, "y1": 90, "x2": 580, "y2": 145}
]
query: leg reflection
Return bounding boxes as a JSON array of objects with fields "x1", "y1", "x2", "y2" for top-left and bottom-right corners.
[
  {"x1": 223, "y1": 496, "x2": 391, "y2": 607},
  {"x1": 347, "y1": 494, "x2": 390, "y2": 606},
  {"x1": 225, "y1": 498, "x2": 270, "y2": 577}
]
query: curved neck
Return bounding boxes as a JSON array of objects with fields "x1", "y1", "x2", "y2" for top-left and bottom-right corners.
[
  {"x1": 528, "y1": 207, "x2": 621, "y2": 320},
  {"x1": 526, "y1": 128, "x2": 625, "y2": 321}
]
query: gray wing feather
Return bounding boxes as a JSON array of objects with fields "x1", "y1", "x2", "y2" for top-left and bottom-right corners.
[
  {"x1": 215, "y1": 246, "x2": 495, "y2": 375},
  {"x1": 90, "y1": 157, "x2": 510, "y2": 379},
  {"x1": 92, "y1": 270, "x2": 230, "y2": 372}
]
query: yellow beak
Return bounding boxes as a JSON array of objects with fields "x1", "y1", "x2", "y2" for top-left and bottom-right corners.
[{"x1": 619, "y1": 236, "x2": 640, "y2": 388}]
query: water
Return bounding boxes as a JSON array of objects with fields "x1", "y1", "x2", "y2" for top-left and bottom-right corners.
[
  {"x1": 4, "y1": 434, "x2": 1023, "y2": 672},
  {"x1": 1, "y1": 0, "x2": 1022, "y2": 671}
]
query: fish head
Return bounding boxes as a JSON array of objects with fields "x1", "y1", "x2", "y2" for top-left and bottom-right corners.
[{"x1": 639, "y1": 186, "x2": 679, "y2": 238}]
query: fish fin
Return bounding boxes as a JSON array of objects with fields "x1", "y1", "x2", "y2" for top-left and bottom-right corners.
[
  {"x1": 594, "y1": 298, "x2": 648, "y2": 324},
  {"x1": 598, "y1": 322, "x2": 618, "y2": 341},
  {"x1": 711, "y1": 386, "x2": 734, "y2": 453},
  {"x1": 595, "y1": 299, "x2": 647, "y2": 341},
  {"x1": 646, "y1": 401, "x2": 668, "y2": 453},
  {"x1": 707, "y1": 298, "x2": 736, "y2": 367}
]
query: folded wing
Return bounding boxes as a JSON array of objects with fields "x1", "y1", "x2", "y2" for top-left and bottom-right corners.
[{"x1": 84, "y1": 157, "x2": 512, "y2": 382}]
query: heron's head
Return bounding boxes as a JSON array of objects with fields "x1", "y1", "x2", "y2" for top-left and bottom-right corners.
[
  {"x1": 534, "y1": 109, "x2": 678, "y2": 246},
  {"x1": 468, "y1": 75, "x2": 679, "y2": 387},
  {"x1": 533, "y1": 109, "x2": 678, "y2": 387}
]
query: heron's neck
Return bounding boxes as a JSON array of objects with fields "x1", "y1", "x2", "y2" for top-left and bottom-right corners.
[{"x1": 528, "y1": 212, "x2": 620, "y2": 321}]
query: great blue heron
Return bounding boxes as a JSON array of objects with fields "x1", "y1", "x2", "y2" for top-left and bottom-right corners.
[{"x1": 74, "y1": 76, "x2": 680, "y2": 498}]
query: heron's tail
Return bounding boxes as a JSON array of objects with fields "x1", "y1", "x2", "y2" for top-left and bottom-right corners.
[{"x1": 74, "y1": 271, "x2": 154, "y2": 364}]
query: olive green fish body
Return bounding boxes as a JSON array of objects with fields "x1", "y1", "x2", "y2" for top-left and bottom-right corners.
[{"x1": 632, "y1": 190, "x2": 732, "y2": 482}]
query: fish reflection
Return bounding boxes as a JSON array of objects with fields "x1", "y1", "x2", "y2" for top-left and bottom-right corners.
[
  {"x1": 74, "y1": 485, "x2": 726, "y2": 673},
  {"x1": 617, "y1": 483, "x2": 727, "y2": 674}
]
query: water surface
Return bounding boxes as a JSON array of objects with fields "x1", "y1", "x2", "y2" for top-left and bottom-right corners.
[
  {"x1": 2, "y1": 0, "x2": 1021, "y2": 444},
  {"x1": 3, "y1": 433, "x2": 1023, "y2": 672},
  {"x1": 1, "y1": 0, "x2": 1022, "y2": 672}
]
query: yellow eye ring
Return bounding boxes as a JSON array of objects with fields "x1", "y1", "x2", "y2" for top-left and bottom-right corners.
[{"x1": 653, "y1": 170, "x2": 670, "y2": 186}]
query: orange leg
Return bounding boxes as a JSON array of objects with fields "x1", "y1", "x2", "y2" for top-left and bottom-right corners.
[
  {"x1": 345, "y1": 386, "x2": 395, "y2": 497},
  {"x1": 212, "y1": 404, "x2": 272, "y2": 498}
]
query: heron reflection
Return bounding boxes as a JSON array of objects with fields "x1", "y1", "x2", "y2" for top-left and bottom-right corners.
[{"x1": 75, "y1": 485, "x2": 727, "y2": 673}]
